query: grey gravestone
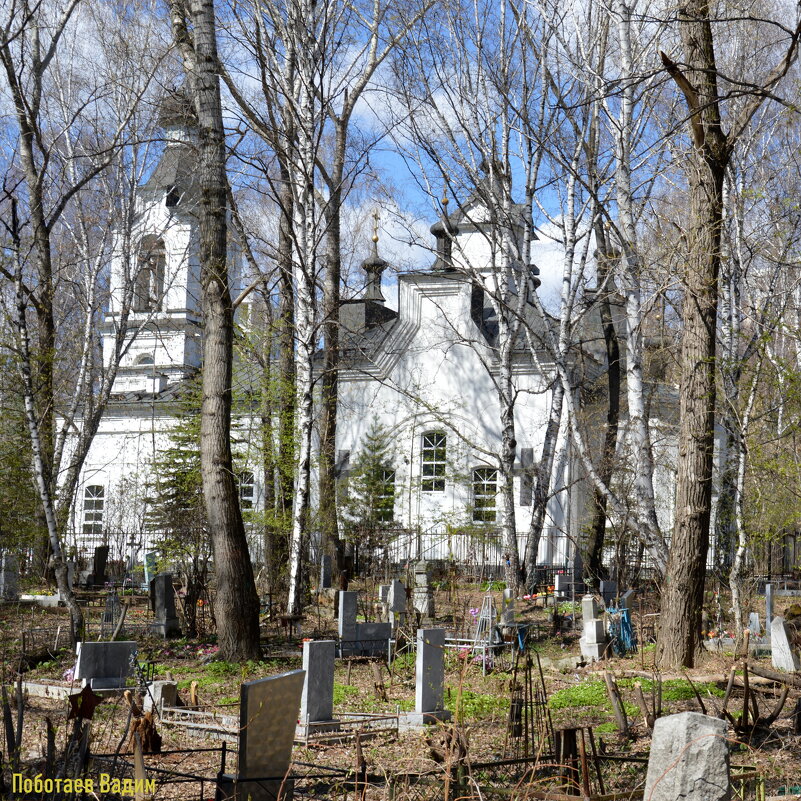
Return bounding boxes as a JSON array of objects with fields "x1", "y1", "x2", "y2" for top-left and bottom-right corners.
[
  {"x1": 300, "y1": 640, "x2": 336, "y2": 726},
  {"x1": 0, "y1": 554, "x2": 19, "y2": 601},
  {"x1": 388, "y1": 579, "x2": 406, "y2": 628},
  {"x1": 150, "y1": 573, "x2": 181, "y2": 638},
  {"x1": 338, "y1": 591, "x2": 357, "y2": 655},
  {"x1": 100, "y1": 592, "x2": 122, "y2": 639},
  {"x1": 748, "y1": 612, "x2": 761, "y2": 637},
  {"x1": 644, "y1": 712, "x2": 730, "y2": 801},
  {"x1": 144, "y1": 680, "x2": 177, "y2": 713},
  {"x1": 408, "y1": 628, "x2": 450, "y2": 726},
  {"x1": 355, "y1": 621, "x2": 392, "y2": 656},
  {"x1": 771, "y1": 616, "x2": 800, "y2": 672},
  {"x1": 413, "y1": 561, "x2": 434, "y2": 619},
  {"x1": 766, "y1": 584, "x2": 773, "y2": 636},
  {"x1": 319, "y1": 555, "x2": 332, "y2": 590},
  {"x1": 620, "y1": 589, "x2": 636, "y2": 609},
  {"x1": 554, "y1": 573, "x2": 570, "y2": 598},
  {"x1": 232, "y1": 669, "x2": 306, "y2": 801},
  {"x1": 75, "y1": 641, "x2": 137, "y2": 689},
  {"x1": 599, "y1": 580, "x2": 617, "y2": 606}
]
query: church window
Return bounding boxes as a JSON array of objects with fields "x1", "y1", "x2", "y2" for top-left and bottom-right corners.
[
  {"x1": 421, "y1": 431, "x2": 446, "y2": 492},
  {"x1": 377, "y1": 469, "x2": 396, "y2": 522},
  {"x1": 135, "y1": 353, "x2": 155, "y2": 366},
  {"x1": 134, "y1": 236, "x2": 166, "y2": 312},
  {"x1": 472, "y1": 468, "x2": 498, "y2": 523},
  {"x1": 238, "y1": 471, "x2": 255, "y2": 510},
  {"x1": 83, "y1": 485, "x2": 105, "y2": 535}
]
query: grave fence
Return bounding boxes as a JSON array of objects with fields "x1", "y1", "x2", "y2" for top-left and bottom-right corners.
[
  {"x1": 385, "y1": 757, "x2": 763, "y2": 801},
  {"x1": 84, "y1": 748, "x2": 350, "y2": 801},
  {"x1": 296, "y1": 711, "x2": 399, "y2": 744}
]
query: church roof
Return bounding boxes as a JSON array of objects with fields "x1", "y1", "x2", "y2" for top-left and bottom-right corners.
[{"x1": 143, "y1": 142, "x2": 198, "y2": 195}]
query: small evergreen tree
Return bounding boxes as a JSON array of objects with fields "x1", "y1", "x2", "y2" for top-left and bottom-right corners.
[
  {"x1": 341, "y1": 419, "x2": 397, "y2": 572},
  {"x1": 144, "y1": 375, "x2": 211, "y2": 636}
]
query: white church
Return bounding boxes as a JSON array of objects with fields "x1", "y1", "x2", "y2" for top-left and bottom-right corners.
[{"x1": 68, "y1": 108, "x2": 591, "y2": 579}]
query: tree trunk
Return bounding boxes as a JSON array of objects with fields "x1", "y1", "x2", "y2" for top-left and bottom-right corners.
[
  {"x1": 524, "y1": 379, "x2": 564, "y2": 586},
  {"x1": 319, "y1": 178, "x2": 343, "y2": 578},
  {"x1": 175, "y1": 0, "x2": 261, "y2": 660},
  {"x1": 276, "y1": 172, "x2": 296, "y2": 526},
  {"x1": 585, "y1": 241, "x2": 620, "y2": 585},
  {"x1": 657, "y1": 3, "x2": 728, "y2": 668}
]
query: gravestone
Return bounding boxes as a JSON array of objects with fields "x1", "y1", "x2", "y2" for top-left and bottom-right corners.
[
  {"x1": 413, "y1": 561, "x2": 434, "y2": 619},
  {"x1": 92, "y1": 545, "x2": 110, "y2": 587},
  {"x1": 599, "y1": 580, "x2": 617, "y2": 606},
  {"x1": 620, "y1": 589, "x2": 636, "y2": 609},
  {"x1": 338, "y1": 591, "x2": 357, "y2": 655},
  {"x1": 144, "y1": 680, "x2": 177, "y2": 713},
  {"x1": 225, "y1": 669, "x2": 306, "y2": 801},
  {"x1": 771, "y1": 616, "x2": 800, "y2": 672},
  {"x1": 580, "y1": 595, "x2": 607, "y2": 662},
  {"x1": 748, "y1": 612, "x2": 761, "y2": 637},
  {"x1": 355, "y1": 621, "x2": 392, "y2": 656},
  {"x1": 75, "y1": 641, "x2": 137, "y2": 690},
  {"x1": 766, "y1": 584, "x2": 774, "y2": 636},
  {"x1": 150, "y1": 573, "x2": 181, "y2": 638},
  {"x1": 644, "y1": 712, "x2": 730, "y2": 801},
  {"x1": 100, "y1": 592, "x2": 122, "y2": 639},
  {"x1": 299, "y1": 641, "x2": 337, "y2": 734},
  {"x1": 407, "y1": 628, "x2": 450, "y2": 726},
  {"x1": 501, "y1": 589, "x2": 516, "y2": 627},
  {"x1": 319, "y1": 555, "x2": 332, "y2": 590},
  {"x1": 0, "y1": 553, "x2": 19, "y2": 601},
  {"x1": 388, "y1": 579, "x2": 406, "y2": 628},
  {"x1": 554, "y1": 573, "x2": 570, "y2": 599}
]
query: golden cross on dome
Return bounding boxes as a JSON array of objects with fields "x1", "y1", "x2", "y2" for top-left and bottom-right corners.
[{"x1": 372, "y1": 209, "x2": 380, "y2": 244}]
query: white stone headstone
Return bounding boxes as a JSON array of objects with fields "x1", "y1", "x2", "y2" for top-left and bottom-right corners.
[
  {"x1": 501, "y1": 588, "x2": 515, "y2": 626},
  {"x1": 644, "y1": 712, "x2": 730, "y2": 801},
  {"x1": 581, "y1": 595, "x2": 599, "y2": 624},
  {"x1": 771, "y1": 616, "x2": 800, "y2": 672}
]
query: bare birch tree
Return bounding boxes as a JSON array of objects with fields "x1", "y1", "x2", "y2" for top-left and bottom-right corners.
[{"x1": 0, "y1": 0, "x2": 165, "y2": 639}]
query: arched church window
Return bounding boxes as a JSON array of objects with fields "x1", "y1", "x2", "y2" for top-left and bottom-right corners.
[
  {"x1": 472, "y1": 467, "x2": 498, "y2": 523},
  {"x1": 83, "y1": 485, "x2": 105, "y2": 536},
  {"x1": 135, "y1": 353, "x2": 155, "y2": 366},
  {"x1": 134, "y1": 236, "x2": 166, "y2": 312},
  {"x1": 421, "y1": 431, "x2": 446, "y2": 492}
]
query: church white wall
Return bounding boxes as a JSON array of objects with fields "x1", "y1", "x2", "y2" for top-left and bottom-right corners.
[{"x1": 335, "y1": 270, "x2": 574, "y2": 567}]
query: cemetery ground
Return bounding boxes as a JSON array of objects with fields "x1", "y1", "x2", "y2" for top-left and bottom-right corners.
[{"x1": 2, "y1": 578, "x2": 801, "y2": 799}]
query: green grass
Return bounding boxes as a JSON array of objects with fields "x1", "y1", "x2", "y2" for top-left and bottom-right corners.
[
  {"x1": 548, "y1": 680, "x2": 608, "y2": 710},
  {"x1": 333, "y1": 682, "x2": 359, "y2": 705},
  {"x1": 594, "y1": 722, "x2": 618, "y2": 733},
  {"x1": 617, "y1": 677, "x2": 724, "y2": 701},
  {"x1": 447, "y1": 689, "x2": 509, "y2": 720}
]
